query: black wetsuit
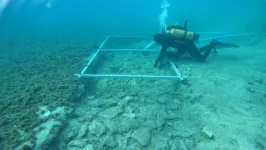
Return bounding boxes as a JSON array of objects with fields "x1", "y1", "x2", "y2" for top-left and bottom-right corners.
[{"x1": 153, "y1": 29, "x2": 216, "y2": 67}]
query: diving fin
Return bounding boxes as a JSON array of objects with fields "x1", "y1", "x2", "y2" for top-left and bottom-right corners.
[{"x1": 212, "y1": 39, "x2": 240, "y2": 49}]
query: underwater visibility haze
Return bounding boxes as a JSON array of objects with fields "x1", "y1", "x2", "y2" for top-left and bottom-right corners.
[{"x1": 0, "y1": 0, "x2": 266, "y2": 149}]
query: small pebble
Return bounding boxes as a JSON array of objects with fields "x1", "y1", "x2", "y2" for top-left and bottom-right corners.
[{"x1": 202, "y1": 126, "x2": 214, "y2": 139}]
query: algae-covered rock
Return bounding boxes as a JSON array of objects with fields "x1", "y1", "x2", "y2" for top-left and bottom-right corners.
[
  {"x1": 15, "y1": 141, "x2": 33, "y2": 150},
  {"x1": 0, "y1": 39, "x2": 95, "y2": 150},
  {"x1": 34, "y1": 119, "x2": 63, "y2": 150}
]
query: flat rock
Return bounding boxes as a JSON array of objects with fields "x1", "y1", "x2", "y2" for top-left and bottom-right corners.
[
  {"x1": 169, "y1": 139, "x2": 189, "y2": 150},
  {"x1": 84, "y1": 144, "x2": 94, "y2": 150},
  {"x1": 143, "y1": 120, "x2": 158, "y2": 129},
  {"x1": 139, "y1": 105, "x2": 160, "y2": 119},
  {"x1": 118, "y1": 117, "x2": 139, "y2": 133},
  {"x1": 115, "y1": 134, "x2": 128, "y2": 147},
  {"x1": 117, "y1": 92, "x2": 126, "y2": 98},
  {"x1": 85, "y1": 107, "x2": 101, "y2": 120},
  {"x1": 167, "y1": 100, "x2": 181, "y2": 110},
  {"x1": 76, "y1": 123, "x2": 89, "y2": 139},
  {"x1": 168, "y1": 130, "x2": 193, "y2": 138},
  {"x1": 103, "y1": 119, "x2": 118, "y2": 133},
  {"x1": 168, "y1": 121, "x2": 198, "y2": 138},
  {"x1": 152, "y1": 135, "x2": 169, "y2": 150},
  {"x1": 99, "y1": 134, "x2": 118, "y2": 148},
  {"x1": 156, "y1": 95, "x2": 169, "y2": 104},
  {"x1": 131, "y1": 128, "x2": 151, "y2": 146},
  {"x1": 122, "y1": 112, "x2": 136, "y2": 119},
  {"x1": 68, "y1": 139, "x2": 87, "y2": 149},
  {"x1": 118, "y1": 96, "x2": 134, "y2": 108},
  {"x1": 87, "y1": 100, "x2": 101, "y2": 107},
  {"x1": 103, "y1": 98, "x2": 118, "y2": 107},
  {"x1": 88, "y1": 120, "x2": 106, "y2": 137},
  {"x1": 156, "y1": 113, "x2": 166, "y2": 128},
  {"x1": 163, "y1": 111, "x2": 181, "y2": 120},
  {"x1": 98, "y1": 107, "x2": 123, "y2": 119}
]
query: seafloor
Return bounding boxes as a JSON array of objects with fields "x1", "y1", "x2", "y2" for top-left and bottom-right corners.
[{"x1": 0, "y1": 35, "x2": 265, "y2": 150}]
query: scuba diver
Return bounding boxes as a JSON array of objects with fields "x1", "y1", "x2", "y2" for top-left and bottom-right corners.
[{"x1": 153, "y1": 20, "x2": 240, "y2": 67}]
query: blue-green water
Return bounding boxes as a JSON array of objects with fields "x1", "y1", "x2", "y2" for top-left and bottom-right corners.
[
  {"x1": 0, "y1": 0, "x2": 266, "y2": 150},
  {"x1": 1, "y1": 0, "x2": 266, "y2": 39}
]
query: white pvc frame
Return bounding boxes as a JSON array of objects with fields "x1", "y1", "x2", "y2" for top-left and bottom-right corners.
[
  {"x1": 74, "y1": 35, "x2": 185, "y2": 81},
  {"x1": 74, "y1": 31, "x2": 265, "y2": 81}
]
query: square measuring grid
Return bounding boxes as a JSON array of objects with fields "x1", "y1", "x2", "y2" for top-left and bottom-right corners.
[{"x1": 75, "y1": 35, "x2": 184, "y2": 81}]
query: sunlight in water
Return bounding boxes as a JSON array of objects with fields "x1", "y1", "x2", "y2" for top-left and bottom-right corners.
[
  {"x1": 0, "y1": 0, "x2": 9, "y2": 17},
  {"x1": 46, "y1": 0, "x2": 53, "y2": 9},
  {"x1": 28, "y1": 0, "x2": 53, "y2": 9}
]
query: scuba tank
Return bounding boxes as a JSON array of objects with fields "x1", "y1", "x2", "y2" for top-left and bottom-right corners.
[{"x1": 167, "y1": 20, "x2": 200, "y2": 42}]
